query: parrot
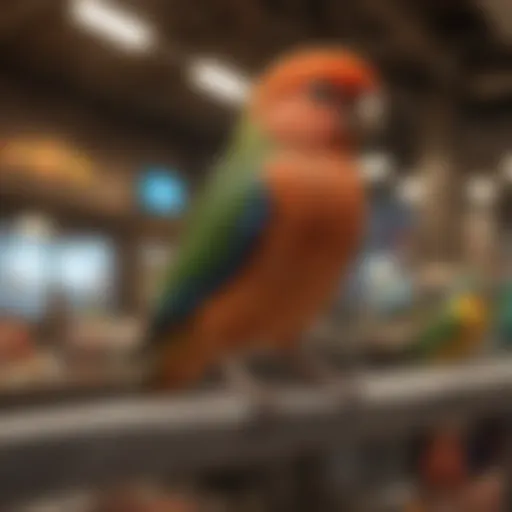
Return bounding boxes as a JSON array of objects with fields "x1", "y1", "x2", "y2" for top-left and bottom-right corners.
[
  {"x1": 145, "y1": 47, "x2": 379, "y2": 401},
  {"x1": 407, "y1": 274, "x2": 491, "y2": 363}
]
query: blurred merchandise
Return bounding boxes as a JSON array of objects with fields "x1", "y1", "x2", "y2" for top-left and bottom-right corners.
[
  {"x1": 405, "y1": 469, "x2": 504, "y2": 512},
  {"x1": 0, "y1": 317, "x2": 35, "y2": 364},
  {"x1": 92, "y1": 485, "x2": 200, "y2": 512},
  {"x1": 361, "y1": 252, "x2": 415, "y2": 318},
  {"x1": 407, "y1": 274, "x2": 491, "y2": 363},
  {"x1": 341, "y1": 182, "x2": 418, "y2": 361},
  {"x1": 0, "y1": 136, "x2": 95, "y2": 186},
  {"x1": 419, "y1": 427, "x2": 469, "y2": 492},
  {"x1": 0, "y1": 350, "x2": 64, "y2": 390},
  {"x1": 0, "y1": 316, "x2": 64, "y2": 389},
  {"x1": 13, "y1": 485, "x2": 205, "y2": 512},
  {"x1": 65, "y1": 315, "x2": 141, "y2": 381},
  {"x1": 405, "y1": 421, "x2": 506, "y2": 512}
]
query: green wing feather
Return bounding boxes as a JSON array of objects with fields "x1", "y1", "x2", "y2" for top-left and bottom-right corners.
[
  {"x1": 411, "y1": 312, "x2": 461, "y2": 359},
  {"x1": 158, "y1": 117, "x2": 270, "y2": 294},
  {"x1": 148, "y1": 116, "x2": 273, "y2": 343}
]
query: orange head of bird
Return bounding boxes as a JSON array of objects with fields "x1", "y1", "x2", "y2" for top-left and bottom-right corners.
[{"x1": 251, "y1": 47, "x2": 381, "y2": 151}]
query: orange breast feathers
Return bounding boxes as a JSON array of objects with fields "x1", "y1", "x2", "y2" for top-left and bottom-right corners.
[{"x1": 193, "y1": 151, "x2": 366, "y2": 353}]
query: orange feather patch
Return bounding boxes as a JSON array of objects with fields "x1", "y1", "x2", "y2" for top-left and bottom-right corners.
[{"x1": 251, "y1": 47, "x2": 378, "y2": 113}]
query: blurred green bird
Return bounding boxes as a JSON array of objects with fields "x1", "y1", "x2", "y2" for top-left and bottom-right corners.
[{"x1": 409, "y1": 276, "x2": 490, "y2": 363}]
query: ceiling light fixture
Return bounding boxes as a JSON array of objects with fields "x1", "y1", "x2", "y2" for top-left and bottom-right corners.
[
  {"x1": 69, "y1": 0, "x2": 156, "y2": 53},
  {"x1": 188, "y1": 58, "x2": 250, "y2": 105}
]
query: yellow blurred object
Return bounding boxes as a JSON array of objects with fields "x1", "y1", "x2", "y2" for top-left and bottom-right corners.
[
  {"x1": 1, "y1": 137, "x2": 37, "y2": 170},
  {"x1": 69, "y1": 154, "x2": 94, "y2": 185},
  {"x1": 33, "y1": 141, "x2": 67, "y2": 178},
  {"x1": 435, "y1": 294, "x2": 490, "y2": 362},
  {"x1": 0, "y1": 136, "x2": 95, "y2": 185},
  {"x1": 450, "y1": 295, "x2": 489, "y2": 326}
]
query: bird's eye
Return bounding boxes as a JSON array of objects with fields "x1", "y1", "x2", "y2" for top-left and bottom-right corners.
[{"x1": 308, "y1": 81, "x2": 340, "y2": 103}]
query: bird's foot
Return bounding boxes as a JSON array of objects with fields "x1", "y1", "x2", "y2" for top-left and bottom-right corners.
[
  {"x1": 221, "y1": 358, "x2": 279, "y2": 424},
  {"x1": 287, "y1": 349, "x2": 357, "y2": 406}
]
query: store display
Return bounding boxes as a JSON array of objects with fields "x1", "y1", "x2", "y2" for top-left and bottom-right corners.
[
  {"x1": 0, "y1": 136, "x2": 94, "y2": 186},
  {"x1": 146, "y1": 47, "x2": 376, "y2": 391},
  {"x1": 0, "y1": 316, "x2": 64, "y2": 390},
  {"x1": 345, "y1": 183, "x2": 417, "y2": 360}
]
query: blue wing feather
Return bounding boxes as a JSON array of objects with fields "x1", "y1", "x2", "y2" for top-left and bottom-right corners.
[{"x1": 148, "y1": 183, "x2": 271, "y2": 345}]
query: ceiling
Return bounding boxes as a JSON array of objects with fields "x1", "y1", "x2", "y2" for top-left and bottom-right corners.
[{"x1": 0, "y1": 0, "x2": 509, "y2": 162}]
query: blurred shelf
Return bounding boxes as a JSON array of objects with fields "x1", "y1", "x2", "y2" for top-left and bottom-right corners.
[
  {"x1": 0, "y1": 360, "x2": 141, "y2": 410},
  {"x1": 0, "y1": 171, "x2": 182, "y2": 239},
  {"x1": 0, "y1": 171, "x2": 129, "y2": 222},
  {"x1": 0, "y1": 357, "x2": 512, "y2": 504}
]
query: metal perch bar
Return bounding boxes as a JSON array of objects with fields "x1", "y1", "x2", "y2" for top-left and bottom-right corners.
[{"x1": 1, "y1": 357, "x2": 512, "y2": 505}]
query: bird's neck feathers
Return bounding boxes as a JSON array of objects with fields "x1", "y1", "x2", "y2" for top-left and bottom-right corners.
[{"x1": 220, "y1": 113, "x2": 274, "y2": 171}]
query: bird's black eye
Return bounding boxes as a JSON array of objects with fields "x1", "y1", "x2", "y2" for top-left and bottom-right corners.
[{"x1": 308, "y1": 81, "x2": 339, "y2": 103}]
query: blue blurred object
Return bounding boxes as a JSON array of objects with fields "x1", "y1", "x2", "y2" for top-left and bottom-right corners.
[
  {"x1": 361, "y1": 252, "x2": 415, "y2": 316},
  {"x1": 0, "y1": 231, "x2": 116, "y2": 319},
  {"x1": 0, "y1": 231, "x2": 54, "y2": 319},
  {"x1": 339, "y1": 187, "x2": 416, "y2": 315},
  {"x1": 138, "y1": 167, "x2": 188, "y2": 217},
  {"x1": 365, "y1": 188, "x2": 414, "y2": 253}
]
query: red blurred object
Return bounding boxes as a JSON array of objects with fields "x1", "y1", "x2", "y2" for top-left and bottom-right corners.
[
  {"x1": 419, "y1": 429, "x2": 469, "y2": 492},
  {"x1": 0, "y1": 318, "x2": 35, "y2": 364},
  {"x1": 94, "y1": 487, "x2": 199, "y2": 512}
]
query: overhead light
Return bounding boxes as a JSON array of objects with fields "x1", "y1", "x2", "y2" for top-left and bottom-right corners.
[
  {"x1": 360, "y1": 153, "x2": 393, "y2": 183},
  {"x1": 70, "y1": 0, "x2": 156, "y2": 53},
  {"x1": 188, "y1": 58, "x2": 250, "y2": 105},
  {"x1": 466, "y1": 175, "x2": 498, "y2": 206},
  {"x1": 396, "y1": 175, "x2": 424, "y2": 205}
]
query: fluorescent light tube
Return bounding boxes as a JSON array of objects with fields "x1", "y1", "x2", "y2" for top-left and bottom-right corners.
[
  {"x1": 70, "y1": 0, "x2": 155, "y2": 53},
  {"x1": 188, "y1": 57, "x2": 250, "y2": 105}
]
